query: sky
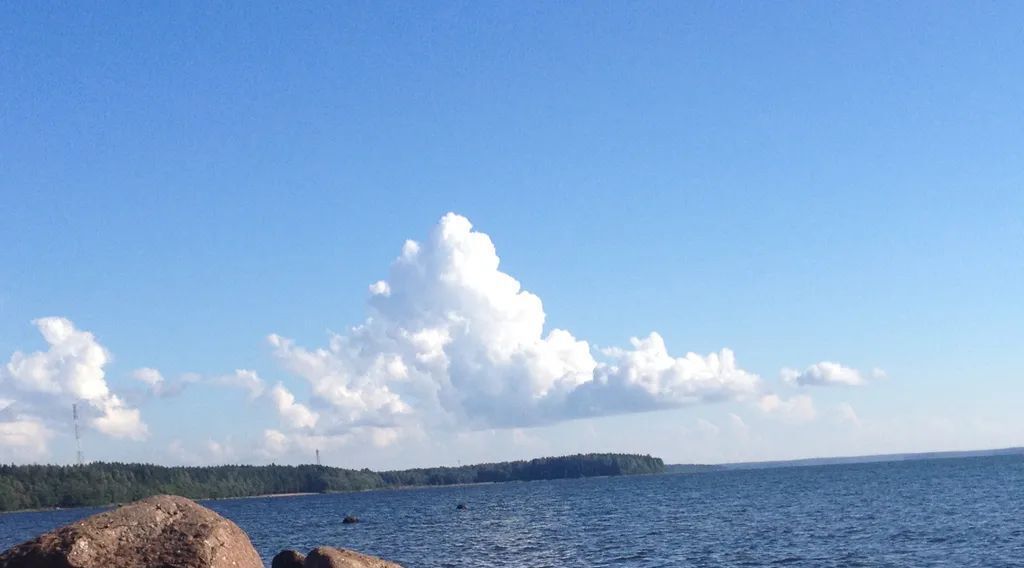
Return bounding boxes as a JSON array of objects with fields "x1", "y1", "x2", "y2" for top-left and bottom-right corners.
[{"x1": 1, "y1": 3, "x2": 1022, "y2": 469}]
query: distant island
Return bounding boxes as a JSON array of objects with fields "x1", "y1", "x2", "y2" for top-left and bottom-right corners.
[{"x1": 0, "y1": 453, "x2": 664, "y2": 512}]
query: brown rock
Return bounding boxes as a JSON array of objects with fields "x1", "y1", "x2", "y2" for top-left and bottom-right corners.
[
  {"x1": 0, "y1": 494, "x2": 262, "y2": 568},
  {"x1": 304, "y1": 546, "x2": 403, "y2": 568},
  {"x1": 273, "y1": 549, "x2": 307, "y2": 568}
]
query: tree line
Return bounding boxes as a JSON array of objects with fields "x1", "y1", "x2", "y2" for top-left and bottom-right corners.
[{"x1": 0, "y1": 453, "x2": 664, "y2": 512}]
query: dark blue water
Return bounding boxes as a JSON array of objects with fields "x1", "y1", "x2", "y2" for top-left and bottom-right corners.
[{"x1": 2, "y1": 455, "x2": 1022, "y2": 567}]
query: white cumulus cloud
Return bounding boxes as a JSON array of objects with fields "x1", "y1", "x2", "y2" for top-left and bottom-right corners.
[
  {"x1": 1, "y1": 317, "x2": 148, "y2": 442},
  {"x1": 131, "y1": 367, "x2": 197, "y2": 398},
  {"x1": 218, "y1": 370, "x2": 319, "y2": 431},
  {"x1": 92, "y1": 395, "x2": 148, "y2": 440},
  {"x1": 218, "y1": 369, "x2": 266, "y2": 399},
  {"x1": 268, "y1": 383, "x2": 319, "y2": 430},
  {"x1": 266, "y1": 213, "x2": 764, "y2": 440}
]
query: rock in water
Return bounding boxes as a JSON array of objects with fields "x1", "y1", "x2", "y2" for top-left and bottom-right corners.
[
  {"x1": 304, "y1": 546, "x2": 402, "y2": 568},
  {"x1": 0, "y1": 494, "x2": 262, "y2": 568},
  {"x1": 342, "y1": 515, "x2": 359, "y2": 524},
  {"x1": 273, "y1": 550, "x2": 307, "y2": 568}
]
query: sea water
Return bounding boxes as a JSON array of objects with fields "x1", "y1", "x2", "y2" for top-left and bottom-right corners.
[{"x1": 2, "y1": 455, "x2": 1022, "y2": 567}]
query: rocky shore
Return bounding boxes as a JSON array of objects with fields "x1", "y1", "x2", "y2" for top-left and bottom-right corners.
[{"x1": 0, "y1": 495, "x2": 401, "y2": 568}]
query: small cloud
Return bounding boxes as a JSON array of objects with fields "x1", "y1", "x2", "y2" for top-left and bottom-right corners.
[
  {"x1": 511, "y1": 427, "x2": 539, "y2": 447},
  {"x1": 268, "y1": 383, "x2": 319, "y2": 430},
  {"x1": 132, "y1": 368, "x2": 164, "y2": 388},
  {"x1": 758, "y1": 394, "x2": 817, "y2": 423},
  {"x1": 168, "y1": 438, "x2": 237, "y2": 465},
  {"x1": 370, "y1": 427, "x2": 400, "y2": 448},
  {"x1": 728, "y1": 413, "x2": 750, "y2": 438},
  {"x1": 781, "y1": 362, "x2": 881, "y2": 387},
  {"x1": 92, "y1": 395, "x2": 148, "y2": 440},
  {"x1": 261, "y1": 429, "x2": 290, "y2": 457},
  {"x1": 218, "y1": 369, "x2": 266, "y2": 399},
  {"x1": 695, "y1": 418, "x2": 720, "y2": 436},
  {"x1": 220, "y1": 370, "x2": 319, "y2": 430},
  {"x1": 0, "y1": 416, "x2": 53, "y2": 461},
  {"x1": 368, "y1": 280, "x2": 391, "y2": 296},
  {"x1": 132, "y1": 368, "x2": 199, "y2": 398},
  {"x1": 259, "y1": 426, "x2": 402, "y2": 460},
  {"x1": 205, "y1": 438, "x2": 237, "y2": 462},
  {"x1": 836, "y1": 402, "x2": 862, "y2": 427}
]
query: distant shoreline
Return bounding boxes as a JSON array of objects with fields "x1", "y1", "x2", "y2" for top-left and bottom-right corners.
[
  {"x1": 0, "y1": 453, "x2": 663, "y2": 514},
  {"x1": 667, "y1": 445, "x2": 1024, "y2": 473},
  {"x1": 3, "y1": 448, "x2": 1021, "y2": 515}
]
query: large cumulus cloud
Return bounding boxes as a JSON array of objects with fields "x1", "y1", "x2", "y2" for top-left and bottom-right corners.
[{"x1": 263, "y1": 213, "x2": 764, "y2": 452}]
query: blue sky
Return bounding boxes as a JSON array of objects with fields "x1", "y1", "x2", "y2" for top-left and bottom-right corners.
[{"x1": 1, "y1": 3, "x2": 1022, "y2": 468}]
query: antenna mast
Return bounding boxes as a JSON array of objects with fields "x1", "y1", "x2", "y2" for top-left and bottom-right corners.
[
  {"x1": 316, "y1": 448, "x2": 321, "y2": 466},
  {"x1": 73, "y1": 403, "x2": 84, "y2": 466}
]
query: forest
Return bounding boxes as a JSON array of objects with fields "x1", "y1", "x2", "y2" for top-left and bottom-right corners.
[{"x1": 0, "y1": 453, "x2": 664, "y2": 512}]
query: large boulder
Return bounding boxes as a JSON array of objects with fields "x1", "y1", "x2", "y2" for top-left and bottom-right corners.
[
  {"x1": 304, "y1": 546, "x2": 402, "y2": 568},
  {"x1": 0, "y1": 495, "x2": 262, "y2": 568}
]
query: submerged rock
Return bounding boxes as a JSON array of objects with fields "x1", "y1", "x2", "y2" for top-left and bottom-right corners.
[
  {"x1": 0, "y1": 494, "x2": 262, "y2": 568},
  {"x1": 304, "y1": 546, "x2": 402, "y2": 568},
  {"x1": 273, "y1": 549, "x2": 307, "y2": 568},
  {"x1": 455, "y1": 503, "x2": 468, "y2": 510}
]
